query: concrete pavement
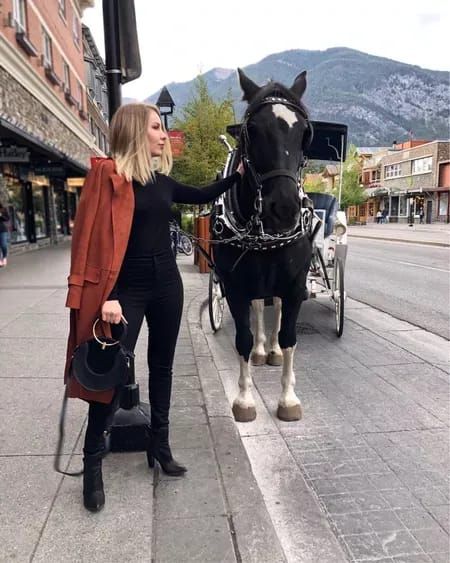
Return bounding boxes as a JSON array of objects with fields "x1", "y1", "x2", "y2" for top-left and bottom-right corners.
[
  {"x1": 348, "y1": 223, "x2": 450, "y2": 247},
  {"x1": 0, "y1": 244, "x2": 448, "y2": 562}
]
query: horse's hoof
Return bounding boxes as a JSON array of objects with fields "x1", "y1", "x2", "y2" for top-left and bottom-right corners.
[
  {"x1": 277, "y1": 404, "x2": 302, "y2": 421},
  {"x1": 251, "y1": 353, "x2": 267, "y2": 366},
  {"x1": 232, "y1": 404, "x2": 257, "y2": 422},
  {"x1": 267, "y1": 351, "x2": 283, "y2": 366}
]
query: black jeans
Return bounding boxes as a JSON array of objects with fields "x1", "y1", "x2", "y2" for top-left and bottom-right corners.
[{"x1": 84, "y1": 251, "x2": 183, "y2": 454}]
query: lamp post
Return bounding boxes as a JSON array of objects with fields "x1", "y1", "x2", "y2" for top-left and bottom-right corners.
[
  {"x1": 156, "y1": 86, "x2": 175, "y2": 131},
  {"x1": 408, "y1": 195, "x2": 415, "y2": 227}
]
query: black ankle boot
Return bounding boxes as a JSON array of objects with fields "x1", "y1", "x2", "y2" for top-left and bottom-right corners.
[
  {"x1": 147, "y1": 427, "x2": 187, "y2": 476},
  {"x1": 83, "y1": 451, "x2": 105, "y2": 512}
]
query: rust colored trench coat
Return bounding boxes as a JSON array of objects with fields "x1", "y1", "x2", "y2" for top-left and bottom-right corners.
[{"x1": 64, "y1": 158, "x2": 134, "y2": 403}]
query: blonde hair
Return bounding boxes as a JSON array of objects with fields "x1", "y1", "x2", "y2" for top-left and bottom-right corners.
[{"x1": 109, "y1": 103, "x2": 173, "y2": 184}]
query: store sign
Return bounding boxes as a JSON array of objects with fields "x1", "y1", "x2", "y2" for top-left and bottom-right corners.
[
  {"x1": 0, "y1": 146, "x2": 30, "y2": 163},
  {"x1": 168, "y1": 130, "x2": 185, "y2": 158},
  {"x1": 34, "y1": 165, "x2": 66, "y2": 177}
]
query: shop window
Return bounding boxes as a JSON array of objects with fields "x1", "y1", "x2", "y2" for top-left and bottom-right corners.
[
  {"x1": 7, "y1": 181, "x2": 27, "y2": 243},
  {"x1": 399, "y1": 195, "x2": 407, "y2": 216},
  {"x1": 368, "y1": 202, "x2": 375, "y2": 216},
  {"x1": 439, "y1": 193, "x2": 449, "y2": 216},
  {"x1": 33, "y1": 186, "x2": 49, "y2": 238}
]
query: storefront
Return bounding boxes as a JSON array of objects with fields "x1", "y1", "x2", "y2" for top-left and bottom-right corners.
[{"x1": 0, "y1": 119, "x2": 88, "y2": 249}]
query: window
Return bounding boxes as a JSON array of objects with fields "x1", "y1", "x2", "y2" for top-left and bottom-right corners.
[
  {"x1": 13, "y1": 0, "x2": 27, "y2": 32},
  {"x1": 412, "y1": 157, "x2": 432, "y2": 174},
  {"x1": 42, "y1": 28, "x2": 53, "y2": 67},
  {"x1": 58, "y1": 0, "x2": 66, "y2": 19},
  {"x1": 384, "y1": 164, "x2": 401, "y2": 179},
  {"x1": 73, "y1": 14, "x2": 80, "y2": 47},
  {"x1": 33, "y1": 186, "x2": 49, "y2": 239},
  {"x1": 77, "y1": 81, "x2": 84, "y2": 110},
  {"x1": 63, "y1": 61, "x2": 70, "y2": 92}
]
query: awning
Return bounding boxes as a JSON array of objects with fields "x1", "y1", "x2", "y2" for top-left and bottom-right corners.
[{"x1": 0, "y1": 117, "x2": 88, "y2": 177}]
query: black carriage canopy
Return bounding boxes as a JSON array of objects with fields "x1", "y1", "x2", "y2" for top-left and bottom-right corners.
[{"x1": 226, "y1": 121, "x2": 348, "y2": 163}]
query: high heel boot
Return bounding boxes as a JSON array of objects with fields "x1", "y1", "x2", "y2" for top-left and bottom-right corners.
[
  {"x1": 146, "y1": 427, "x2": 187, "y2": 476},
  {"x1": 83, "y1": 450, "x2": 105, "y2": 512}
]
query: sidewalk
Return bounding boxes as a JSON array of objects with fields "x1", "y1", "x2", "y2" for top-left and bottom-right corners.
[
  {"x1": 347, "y1": 223, "x2": 450, "y2": 247},
  {"x1": 0, "y1": 245, "x2": 449, "y2": 562}
]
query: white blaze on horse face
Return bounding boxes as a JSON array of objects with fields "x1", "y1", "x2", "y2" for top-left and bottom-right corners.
[{"x1": 272, "y1": 104, "x2": 298, "y2": 128}]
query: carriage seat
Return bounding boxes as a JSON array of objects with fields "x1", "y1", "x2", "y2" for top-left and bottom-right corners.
[{"x1": 307, "y1": 192, "x2": 338, "y2": 238}]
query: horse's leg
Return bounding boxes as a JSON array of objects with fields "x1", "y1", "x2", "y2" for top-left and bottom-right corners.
[
  {"x1": 276, "y1": 291, "x2": 305, "y2": 421},
  {"x1": 267, "y1": 296, "x2": 283, "y2": 366},
  {"x1": 227, "y1": 294, "x2": 257, "y2": 422},
  {"x1": 250, "y1": 299, "x2": 267, "y2": 365}
]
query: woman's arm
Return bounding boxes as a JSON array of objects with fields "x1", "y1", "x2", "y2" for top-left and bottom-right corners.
[{"x1": 172, "y1": 172, "x2": 241, "y2": 204}]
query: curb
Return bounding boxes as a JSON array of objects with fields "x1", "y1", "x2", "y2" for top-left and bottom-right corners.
[
  {"x1": 186, "y1": 290, "x2": 287, "y2": 563},
  {"x1": 348, "y1": 234, "x2": 450, "y2": 248}
]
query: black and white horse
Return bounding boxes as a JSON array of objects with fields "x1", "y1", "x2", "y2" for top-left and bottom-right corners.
[{"x1": 213, "y1": 69, "x2": 314, "y2": 423}]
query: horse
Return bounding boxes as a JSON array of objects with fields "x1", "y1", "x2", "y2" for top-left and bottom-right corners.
[{"x1": 212, "y1": 68, "x2": 314, "y2": 423}]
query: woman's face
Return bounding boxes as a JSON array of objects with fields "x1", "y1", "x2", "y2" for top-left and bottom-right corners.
[{"x1": 147, "y1": 110, "x2": 168, "y2": 157}]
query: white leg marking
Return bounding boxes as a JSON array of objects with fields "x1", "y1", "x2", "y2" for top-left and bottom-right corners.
[
  {"x1": 269, "y1": 297, "x2": 282, "y2": 356},
  {"x1": 278, "y1": 346, "x2": 300, "y2": 408},
  {"x1": 233, "y1": 356, "x2": 256, "y2": 409},
  {"x1": 251, "y1": 299, "x2": 266, "y2": 357}
]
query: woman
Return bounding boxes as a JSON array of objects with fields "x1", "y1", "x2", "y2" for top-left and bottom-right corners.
[
  {"x1": 65, "y1": 103, "x2": 243, "y2": 512},
  {"x1": 0, "y1": 202, "x2": 10, "y2": 267}
]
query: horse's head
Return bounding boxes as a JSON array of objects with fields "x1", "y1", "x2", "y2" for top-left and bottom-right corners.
[{"x1": 237, "y1": 68, "x2": 312, "y2": 234}]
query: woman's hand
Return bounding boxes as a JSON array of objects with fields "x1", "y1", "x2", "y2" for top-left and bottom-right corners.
[
  {"x1": 236, "y1": 160, "x2": 245, "y2": 176},
  {"x1": 101, "y1": 300, "x2": 123, "y2": 324}
]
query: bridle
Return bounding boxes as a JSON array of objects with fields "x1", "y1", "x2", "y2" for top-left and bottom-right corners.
[{"x1": 211, "y1": 95, "x2": 314, "y2": 255}]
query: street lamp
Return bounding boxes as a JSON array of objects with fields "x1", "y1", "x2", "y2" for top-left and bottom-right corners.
[
  {"x1": 156, "y1": 86, "x2": 175, "y2": 131},
  {"x1": 408, "y1": 195, "x2": 415, "y2": 227}
]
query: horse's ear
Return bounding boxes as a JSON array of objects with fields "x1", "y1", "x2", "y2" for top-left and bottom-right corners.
[
  {"x1": 237, "y1": 68, "x2": 260, "y2": 102},
  {"x1": 290, "y1": 70, "x2": 307, "y2": 99}
]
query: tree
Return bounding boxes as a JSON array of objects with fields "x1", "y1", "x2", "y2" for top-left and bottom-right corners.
[
  {"x1": 171, "y1": 76, "x2": 235, "y2": 187},
  {"x1": 334, "y1": 144, "x2": 367, "y2": 209},
  {"x1": 303, "y1": 175, "x2": 328, "y2": 193}
]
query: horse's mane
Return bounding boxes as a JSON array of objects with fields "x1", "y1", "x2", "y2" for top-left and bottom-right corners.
[{"x1": 245, "y1": 81, "x2": 309, "y2": 119}]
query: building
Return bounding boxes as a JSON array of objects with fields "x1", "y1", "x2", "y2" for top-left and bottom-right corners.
[
  {"x1": 379, "y1": 140, "x2": 449, "y2": 223},
  {"x1": 82, "y1": 24, "x2": 108, "y2": 155},
  {"x1": 0, "y1": 0, "x2": 106, "y2": 252}
]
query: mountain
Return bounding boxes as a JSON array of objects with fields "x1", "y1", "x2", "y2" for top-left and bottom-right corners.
[{"x1": 145, "y1": 47, "x2": 449, "y2": 146}]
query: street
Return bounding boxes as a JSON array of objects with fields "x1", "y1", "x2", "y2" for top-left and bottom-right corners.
[
  {"x1": 0, "y1": 244, "x2": 449, "y2": 562},
  {"x1": 346, "y1": 239, "x2": 450, "y2": 339}
]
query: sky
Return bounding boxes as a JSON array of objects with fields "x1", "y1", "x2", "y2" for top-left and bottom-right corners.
[{"x1": 82, "y1": 0, "x2": 450, "y2": 101}]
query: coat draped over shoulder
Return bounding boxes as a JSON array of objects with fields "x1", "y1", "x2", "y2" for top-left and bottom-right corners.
[{"x1": 64, "y1": 158, "x2": 134, "y2": 403}]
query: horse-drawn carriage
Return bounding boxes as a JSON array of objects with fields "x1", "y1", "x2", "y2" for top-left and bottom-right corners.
[
  {"x1": 208, "y1": 119, "x2": 348, "y2": 338},
  {"x1": 194, "y1": 68, "x2": 350, "y2": 423}
]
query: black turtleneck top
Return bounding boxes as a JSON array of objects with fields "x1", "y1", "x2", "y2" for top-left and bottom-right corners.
[{"x1": 108, "y1": 171, "x2": 240, "y2": 300}]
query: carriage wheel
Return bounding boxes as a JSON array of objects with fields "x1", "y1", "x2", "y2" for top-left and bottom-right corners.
[
  {"x1": 179, "y1": 233, "x2": 193, "y2": 255},
  {"x1": 334, "y1": 258, "x2": 345, "y2": 337},
  {"x1": 209, "y1": 270, "x2": 225, "y2": 332}
]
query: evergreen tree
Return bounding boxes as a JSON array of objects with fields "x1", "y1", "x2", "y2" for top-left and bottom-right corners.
[
  {"x1": 333, "y1": 144, "x2": 367, "y2": 209},
  {"x1": 171, "y1": 76, "x2": 235, "y2": 186}
]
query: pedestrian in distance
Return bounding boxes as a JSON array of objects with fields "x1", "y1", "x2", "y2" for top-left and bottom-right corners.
[
  {"x1": 64, "y1": 103, "x2": 244, "y2": 512},
  {"x1": 419, "y1": 207, "x2": 425, "y2": 224},
  {"x1": 0, "y1": 201, "x2": 10, "y2": 267},
  {"x1": 376, "y1": 210, "x2": 382, "y2": 224},
  {"x1": 382, "y1": 208, "x2": 388, "y2": 224}
]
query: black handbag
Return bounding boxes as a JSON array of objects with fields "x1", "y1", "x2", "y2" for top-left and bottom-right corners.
[{"x1": 54, "y1": 318, "x2": 133, "y2": 476}]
